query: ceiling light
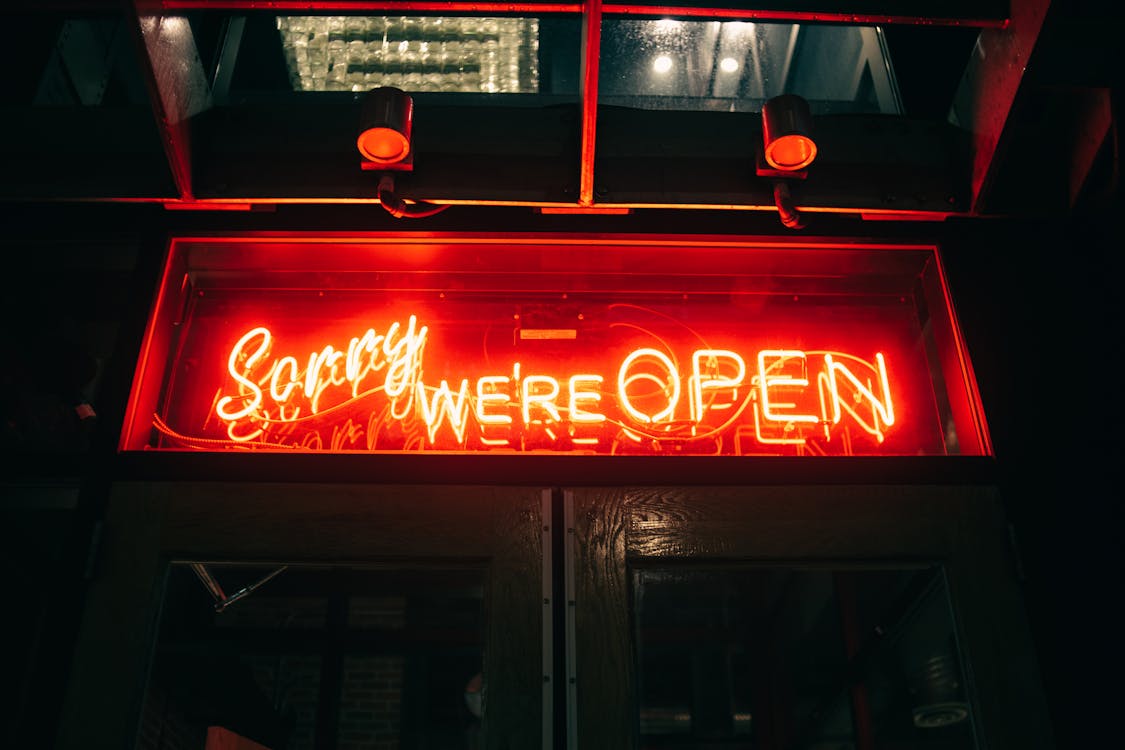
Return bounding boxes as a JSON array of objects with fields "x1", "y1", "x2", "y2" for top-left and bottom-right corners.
[
  {"x1": 653, "y1": 55, "x2": 673, "y2": 74},
  {"x1": 720, "y1": 57, "x2": 739, "y2": 73}
]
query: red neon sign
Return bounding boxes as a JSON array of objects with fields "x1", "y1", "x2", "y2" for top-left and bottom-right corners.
[
  {"x1": 187, "y1": 316, "x2": 898, "y2": 453},
  {"x1": 122, "y1": 237, "x2": 990, "y2": 457}
]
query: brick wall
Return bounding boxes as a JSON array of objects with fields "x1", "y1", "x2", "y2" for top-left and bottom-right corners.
[
  {"x1": 337, "y1": 655, "x2": 405, "y2": 750},
  {"x1": 243, "y1": 653, "x2": 322, "y2": 750}
]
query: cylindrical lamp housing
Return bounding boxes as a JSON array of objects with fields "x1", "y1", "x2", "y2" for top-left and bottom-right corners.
[
  {"x1": 762, "y1": 94, "x2": 817, "y2": 171},
  {"x1": 357, "y1": 87, "x2": 414, "y2": 165}
]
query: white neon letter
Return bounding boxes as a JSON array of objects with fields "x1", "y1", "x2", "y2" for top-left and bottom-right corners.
[
  {"x1": 522, "y1": 375, "x2": 562, "y2": 425},
  {"x1": 689, "y1": 350, "x2": 746, "y2": 422},
  {"x1": 269, "y1": 355, "x2": 301, "y2": 404},
  {"x1": 216, "y1": 327, "x2": 270, "y2": 421},
  {"x1": 476, "y1": 376, "x2": 513, "y2": 425},
  {"x1": 617, "y1": 348, "x2": 681, "y2": 424},
  {"x1": 346, "y1": 328, "x2": 384, "y2": 393},
  {"x1": 823, "y1": 353, "x2": 895, "y2": 438},
  {"x1": 568, "y1": 375, "x2": 606, "y2": 423},
  {"x1": 757, "y1": 350, "x2": 818, "y2": 424},
  {"x1": 417, "y1": 379, "x2": 471, "y2": 444},
  {"x1": 384, "y1": 316, "x2": 428, "y2": 400}
]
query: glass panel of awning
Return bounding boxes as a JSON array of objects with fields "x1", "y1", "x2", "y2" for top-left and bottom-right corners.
[
  {"x1": 599, "y1": 19, "x2": 902, "y2": 114},
  {"x1": 277, "y1": 15, "x2": 542, "y2": 94},
  {"x1": 183, "y1": 12, "x2": 581, "y2": 105}
]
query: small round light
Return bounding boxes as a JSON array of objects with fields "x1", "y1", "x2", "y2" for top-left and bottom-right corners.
[
  {"x1": 720, "y1": 57, "x2": 739, "y2": 73},
  {"x1": 653, "y1": 55, "x2": 673, "y2": 74},
  {"x1": 765, "y1": 133, "x2": 817, "y2": 171},
  {"x1": 357, "y1": 127, "x2": 411, "y2": 164},
  {"x1": 357, "y1": 87, "x2": 414, "y2": 165}
]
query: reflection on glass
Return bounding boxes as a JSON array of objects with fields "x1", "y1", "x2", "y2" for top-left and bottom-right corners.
[
  {"x1": 634, "y1": 566, "x2": 976, "y2": 749},
  {"x1": 139, "y1": 565, "x2": 484, "y2": 750},
  {"x1": 601, "y1": 20, "x2": 901, "y2": 113},
  {"x1": 277, "y1": 16, "x2": 540, "y2": 93}
]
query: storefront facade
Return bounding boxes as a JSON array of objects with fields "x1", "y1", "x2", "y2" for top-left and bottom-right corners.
[{"x1": 3, "y1": 2, "x2": 1119, "y2": 749}]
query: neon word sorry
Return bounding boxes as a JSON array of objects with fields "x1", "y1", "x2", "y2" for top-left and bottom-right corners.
[{"x1": 211, "y1": 319, "x2": 895, "y2": 451}]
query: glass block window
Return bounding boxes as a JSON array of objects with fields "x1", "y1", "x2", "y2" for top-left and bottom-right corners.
[{"x1": 277, "y1": 16, "x2": 540, "y2": 93}]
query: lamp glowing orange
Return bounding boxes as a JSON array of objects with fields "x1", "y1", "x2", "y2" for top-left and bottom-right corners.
[
  {"x1": 762, "y1": 94, "x2": 817, "y2": 172},
  {"x1": 765, "y1": 133, "x2": 817, "y2": 171},
  {"x1": 357, "y1": 87, "x2": 413, "y2": 166},
  {"x1": 357, "y1": 127, "x2": 410, "y2": 164}
]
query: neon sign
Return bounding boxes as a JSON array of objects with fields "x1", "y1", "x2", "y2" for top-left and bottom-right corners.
[
  {"x1": 123, "y1": 236, "x2": 990, "y2": 457},
  {"x1": 149, "y1": 312, "x2": 906, "y2": 455}
]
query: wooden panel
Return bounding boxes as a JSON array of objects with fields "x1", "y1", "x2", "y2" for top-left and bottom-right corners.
[
  {"x1": 622, "y1": 485, "x2": 968, "y2": 560},
  {"x1": 156, "y1": 482, "x2": 532, "y2": 561},
  {"x1": 57, "y1": 482, "x2": 543, "y2": 750},
  {"x1": 56, "y1": 482, "x2": 168, "y2": 750},
  {"x1": 572, "y1": 488, "x2": 633, "y2": 750},
  {"x1": 571, "y1": 484, "x2": 1051, "y2": 750},
  {"x1": 945, "y1": 497, "x2": 1055, "y2": 750},
  {"x1": 481, "y1": 485, "x2": 544, "y2": 750}
]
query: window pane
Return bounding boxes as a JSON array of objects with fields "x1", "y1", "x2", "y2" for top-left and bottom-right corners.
[
  {"x1": 141, "y1": 564, "x2": 485, "y2": 750},
  {"x1": 277, "y1": 16, "x2": 540, "y2": 94},
  {"x1": 184, "y1": 12, "x2": 580, "y2": 103},
  {"x1": 600, "y1": 20, "x2": 901, "y2": 114},
  {"x1": 633, "y1": 566, "x2": 977, "y2": 749}
]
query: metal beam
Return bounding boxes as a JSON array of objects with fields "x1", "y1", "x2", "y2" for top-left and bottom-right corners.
[
  {"x1": 150, "y1": 1, "x2": 1006, "y2": 27},
  {"x1": 161, "y1": 1, "x2": 581, "y2": 10},
  {"x1": 128, "y1": 2, "x2": 214, "y2": 201},
  {"x1": 210, "y1": 14, "x2": 246, "y2": 105},
  {"x1": 578, "y1": 0, "x2": 603, "y2": 206},
  {"x1": 1064, "y1": 86, "x2": 1113, "y2": 208},
  {"x1": 950, "y1": 0, "x2": 1051, "y2": 213},
  {"x1": 601, "y1": 3, "x2": 1007, "y2": 27}
]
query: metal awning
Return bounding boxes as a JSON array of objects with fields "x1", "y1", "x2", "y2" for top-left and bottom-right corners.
[{"x1": 1, "y1": 1, "x2": 1055, "y2": 220}]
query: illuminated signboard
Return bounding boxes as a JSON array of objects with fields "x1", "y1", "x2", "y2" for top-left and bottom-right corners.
[{"x1": 121, "y1": 236, "x2": 990, "y2": 457}]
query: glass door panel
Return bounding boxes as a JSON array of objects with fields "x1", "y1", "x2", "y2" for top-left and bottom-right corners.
[{"x1": 633, "y1": 565, "x2": 975, "y2": 749}]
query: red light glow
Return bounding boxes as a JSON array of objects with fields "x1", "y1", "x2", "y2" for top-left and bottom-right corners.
[
  {"x1": 151, "y1": 309, "x2": 908, "y2": 455},
  {"x1": 765, "y1": 134, "x2": 817, "y2": 171},
  {"x1": 121, "y1": 236, "x2": 991, "y2": 457},
  {"x1": 357, "y1": 127, "x2": 411, "y2": 164}
]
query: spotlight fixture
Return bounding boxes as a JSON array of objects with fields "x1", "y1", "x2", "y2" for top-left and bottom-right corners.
[
  {"x1": 357, "y1": 86, "x2": 448, "y2": 219},
  {"x1": 358, "y1": 86, "x2": 414, "y2": 170},
  {"x1": 761, "y1": 93, "x2": 817, "y2": 172},
  {"x1": 756, "y1": 94, "x2": 817, "y2": 229}
]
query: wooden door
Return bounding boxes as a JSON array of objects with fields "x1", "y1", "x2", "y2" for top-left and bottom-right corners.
[
  {"x1": 57, "y1": 482, "x2": 546, "y2": 750},
  {"x1": 569, "y1": 485, "x2": 1052, "y2": 750}
]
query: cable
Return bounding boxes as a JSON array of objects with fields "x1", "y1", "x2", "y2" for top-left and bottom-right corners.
[
  {"x1": 773, "y1": 180, "x2": 806, "y2": 230},
  {"x1": 376, "y1": 174, "x2": 449, "y2": 219}
]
